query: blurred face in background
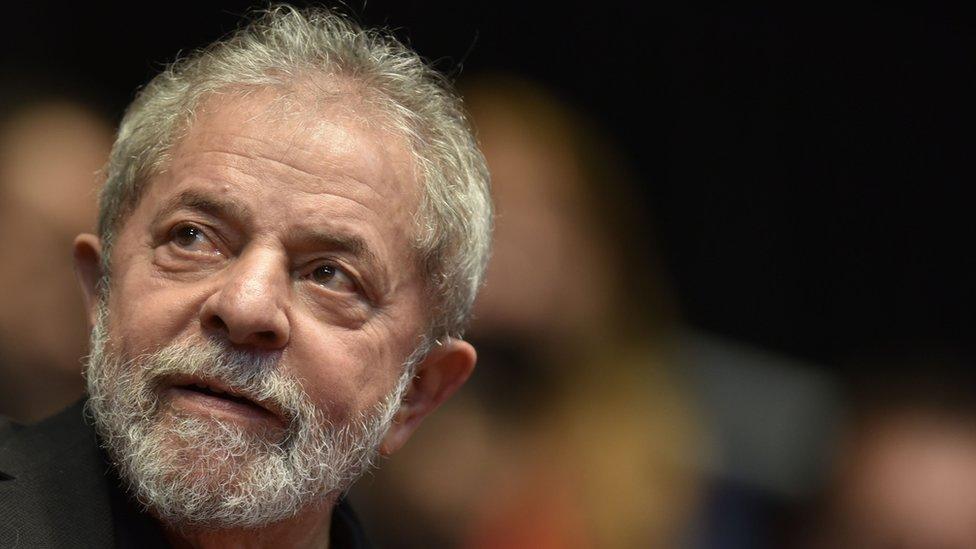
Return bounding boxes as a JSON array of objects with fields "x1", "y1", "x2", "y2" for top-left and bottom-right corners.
[
  {"x1": 823, "y1": 411, "x2": 976, "y2": 548},
  {"x1": 0, "y1": 101, "x2": 112, "y2": 420},
  {"x1": 466, "y1": 89, "x2": 615, "y2": 344}
]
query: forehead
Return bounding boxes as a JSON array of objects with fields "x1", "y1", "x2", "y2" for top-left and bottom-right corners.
[
  {"x1": 136, "y1": 86, "x2": 423, "y2": 235},
  {"x1": 173, "y1": 86, "x2": 417, "y2": 191}
]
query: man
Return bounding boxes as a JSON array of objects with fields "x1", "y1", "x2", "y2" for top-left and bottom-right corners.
[{"x1": 0, "y1": 6, "x2": 492, "y2": 548}]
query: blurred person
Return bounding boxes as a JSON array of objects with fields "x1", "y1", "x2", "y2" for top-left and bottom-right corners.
[
  {"x1": 0, "y1": 6, "x2": 492, "y2": 547},
  {"x1": 681, "y1": 335, "x2": 840, "y2": 549},
  {"x1": 463, "y1": 75, "x2": 702, "y2": 549},
  {"x1": 352, "y1": 74, "x2": 704, "y2": 549},
  {"x1": 467, "y1": 78, "x2": 675, "y2": 351},
  {"x1": 0, "y1": 97, "x2": 112, "y2": 422},
  {"x1": 805, "y1": 359, "x2": 976, "y2": 549}
]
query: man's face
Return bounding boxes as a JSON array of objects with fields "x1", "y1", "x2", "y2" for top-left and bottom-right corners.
[
  {"x1": 80, "y1": 88, "x2": 441, "y2": 527},
  {"x1": 107, "y1": 89, "x2": 428, "y2": 420}
]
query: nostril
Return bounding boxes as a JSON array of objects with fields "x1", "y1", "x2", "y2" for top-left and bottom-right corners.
[
  {"x1": 199, "y1": 301, "x2": 288, "y2": 348},
  {"x1": 206, "y1": 315, "x2": 228, "y2": 334},
  {"x1": 256, "y1": 330, "x2": 277, "y2": 343}
]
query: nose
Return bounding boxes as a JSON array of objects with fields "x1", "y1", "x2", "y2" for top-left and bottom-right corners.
[{"x1": 200, "y1": 247, "x2": 291, "y2": 349}]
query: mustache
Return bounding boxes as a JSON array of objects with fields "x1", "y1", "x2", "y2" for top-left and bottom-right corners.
[{"x1": 135, "y1": 337, "x2": 307, "y2": 425}]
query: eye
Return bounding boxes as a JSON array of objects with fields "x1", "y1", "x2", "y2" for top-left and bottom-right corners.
[
  {"x1": 169, "y1": 224, "x2": 219, "y2": 254},
  {"x1": 309, "y1": 263, "x2": 358, "y2": 294}
]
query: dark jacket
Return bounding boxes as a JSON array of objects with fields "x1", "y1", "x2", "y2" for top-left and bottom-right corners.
[{"x1": 0, "y1": 400, "x2": 370, "y2": 548}]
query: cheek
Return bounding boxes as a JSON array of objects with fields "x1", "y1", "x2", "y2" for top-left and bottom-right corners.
[
  {"x1": 285, "y1": 316, "x2": 412, "y2": 422},
  {"x1": 106, "y1": 261, "x2": 207, "y2": 357}
]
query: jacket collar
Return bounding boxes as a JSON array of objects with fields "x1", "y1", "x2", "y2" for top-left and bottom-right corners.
[{"x1": 0, "y1": 399, "x2": 118, "y2": 547}]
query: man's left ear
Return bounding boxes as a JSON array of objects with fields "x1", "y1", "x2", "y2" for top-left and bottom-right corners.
[{"x1": 380, "y1": 338, "x2": 476, "y2": 455}]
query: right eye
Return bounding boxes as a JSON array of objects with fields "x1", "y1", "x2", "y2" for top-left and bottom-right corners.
[{"x1": 169, "y1": 224, "x2": 220, "y2": 255}]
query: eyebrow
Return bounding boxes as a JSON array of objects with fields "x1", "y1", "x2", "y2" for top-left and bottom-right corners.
[
  {"x1": 151, "y1": 189, "x2": 253, "y2": 229},
  {"x1": 285, "y1": 227, "x2": 383, "y2": 276}
]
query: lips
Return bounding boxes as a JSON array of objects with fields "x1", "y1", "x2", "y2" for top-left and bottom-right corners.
[
  {"x1": 162, "y1": 374, "x2": 286, "y2": 424},
  {"x1": 182, "y1": 381, "x2": 262, "y2": 408}
]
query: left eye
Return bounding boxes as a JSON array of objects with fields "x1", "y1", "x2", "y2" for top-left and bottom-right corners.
[{"x1": 309, "y1": 263, "x2": 358, "y2": 293}]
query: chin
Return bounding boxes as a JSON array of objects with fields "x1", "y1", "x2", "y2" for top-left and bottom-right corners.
[{"x1": 122, "y1": 413, "x2": 317, "y2": 529}]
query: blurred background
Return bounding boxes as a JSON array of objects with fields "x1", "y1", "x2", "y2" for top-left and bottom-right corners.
[{"x1": 2, "y1": 3, "x2": 974, "y2": 548}]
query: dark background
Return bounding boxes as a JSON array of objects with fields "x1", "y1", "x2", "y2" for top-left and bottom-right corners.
[{"x1": 3, "y1": 3, "x2": 972, "y2": 368}]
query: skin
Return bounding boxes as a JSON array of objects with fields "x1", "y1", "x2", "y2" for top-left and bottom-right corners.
[
  {"x1": 823, "y1": 413, "x2": 976, "y2": 548},
  {"x1": 0, "y1": 102, "x2": 112, "y2": 421},
  {"x1": 467, "y1": 91, "x2": 613, "y2": 346},
  {"x1": 73, "y1": 87, "x2": 476, "y2": 548}
]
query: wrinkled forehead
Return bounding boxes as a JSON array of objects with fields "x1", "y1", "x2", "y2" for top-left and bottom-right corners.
[
  {"x1": 148, "y1": 86, "x2": 427, "y2": 278},
  {"x1": 145, "y1": 86, "x2": 421, "y2": 232}
]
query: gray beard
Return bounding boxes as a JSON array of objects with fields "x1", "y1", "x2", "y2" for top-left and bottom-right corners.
[{"x1": 84, "y1": 302, "x2": 416, "y2": 529}]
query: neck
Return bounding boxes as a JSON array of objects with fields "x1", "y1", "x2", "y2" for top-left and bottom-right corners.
[{"x1": 161, "y1": 497, "x2": 336, "y2": 549}]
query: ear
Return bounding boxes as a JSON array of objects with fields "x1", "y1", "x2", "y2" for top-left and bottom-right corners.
[
  {"x1": 380, "y1": 338, "x2": 476, "y2": 455},
  {"x1": 73, "y1": 233, "x2": 104, "y2": 327}
]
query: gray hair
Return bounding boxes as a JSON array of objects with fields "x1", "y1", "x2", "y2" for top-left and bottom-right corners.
[{"x1": 98, "y1": 5, "x2": 492, "y2": 340}]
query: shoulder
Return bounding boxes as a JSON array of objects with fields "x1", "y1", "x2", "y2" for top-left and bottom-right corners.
[
  {"x1": 0, "y1": 413, "x2": 24, "y2": 439},
  {"x1": 0, "y1": 399, "x2": 117, "y2": 547},
  {"x1": 0, "y1": 415, "x2": 21, "y2": 481},
  {"x1": 0, "y1": 400, "x2": 96, "y2": 477}
]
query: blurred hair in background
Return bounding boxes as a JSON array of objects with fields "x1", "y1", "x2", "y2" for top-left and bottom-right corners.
[{"x1": 0, "y1": 87, "x2": 113, "y2": 422}]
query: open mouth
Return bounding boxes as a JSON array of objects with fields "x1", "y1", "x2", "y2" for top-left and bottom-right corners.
[
  {"x1": 181, "y1": 382, "x2": 260, "y2": 408},
  {"x1": 163, "y1": 376, "x2": 283, "y2": 424}
]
